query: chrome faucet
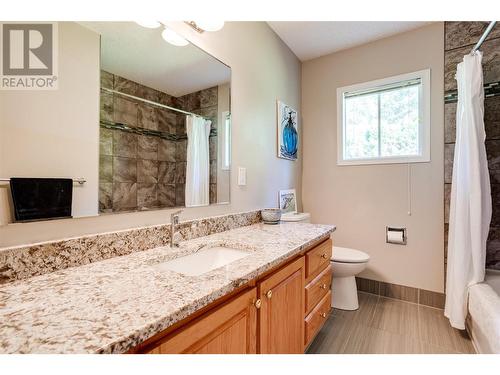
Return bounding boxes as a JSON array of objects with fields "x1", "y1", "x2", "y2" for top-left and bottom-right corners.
[{"x1": 170, "y1": 210, "x2": 183, "y2": 248}]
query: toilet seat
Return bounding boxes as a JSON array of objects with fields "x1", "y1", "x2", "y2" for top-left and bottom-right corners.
[{"x1": 331, "y1": 246, "x2": 370, "y2": 263}]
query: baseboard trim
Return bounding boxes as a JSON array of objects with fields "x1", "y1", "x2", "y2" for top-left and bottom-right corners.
[{"x1": 355, "y1": 277, "x2": 445, "y2": 309}]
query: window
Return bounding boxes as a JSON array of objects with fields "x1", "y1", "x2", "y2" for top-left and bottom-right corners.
[{"x1": 337, "y1": 69, "x2": 430, "y2": 165}]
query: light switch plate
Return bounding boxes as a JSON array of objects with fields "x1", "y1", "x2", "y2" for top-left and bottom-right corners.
[{"x1": 238, "y1": 167, "x2": 246, "y2": 186}]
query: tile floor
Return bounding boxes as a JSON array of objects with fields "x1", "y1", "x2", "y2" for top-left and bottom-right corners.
[{"x1": 307, "y1": 291, "x2": 476, "y2": 354}]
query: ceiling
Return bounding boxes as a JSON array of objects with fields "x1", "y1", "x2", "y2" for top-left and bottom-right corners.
[
  {"x1": 267, "y1": 22, "x2": 431, "y2": 61},
  {"x1": 79, "y1": 22, "x2": 231, "y2": 97}
]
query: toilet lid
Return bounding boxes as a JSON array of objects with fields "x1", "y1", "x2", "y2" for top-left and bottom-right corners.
[
  {"x1": 332, "y1": 247, "x2": 370, "y2": 263},
  {"x1": 281, "y1": 212, "x2": 311, "y2": 222}
]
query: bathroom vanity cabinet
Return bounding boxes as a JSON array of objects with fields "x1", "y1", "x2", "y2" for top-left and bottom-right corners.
[{"x1": 132, "y1": 238, "x2": 332, "y2": 354}]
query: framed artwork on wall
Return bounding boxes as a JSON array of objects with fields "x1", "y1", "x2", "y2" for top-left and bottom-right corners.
[
  {"x1": 279, "y1": 189, "x2": 297, "y2": 214},
  {"x1": 277, "y1": 100, "x2": 298, "y2": 161}
]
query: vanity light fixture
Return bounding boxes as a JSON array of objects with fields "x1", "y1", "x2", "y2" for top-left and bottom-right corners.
[
  {"x1": 135, "y1": 21, "x2": 161, "y2": 29},
  {"x1": 136, "y1": 21, "x2": 190, "y2": 47},
  {"x1": 161, "y1": 27, "x2": 189, "y2": 46},
  {"x1": 185, "y1": 21, "x2": 225, "y2": 33}
]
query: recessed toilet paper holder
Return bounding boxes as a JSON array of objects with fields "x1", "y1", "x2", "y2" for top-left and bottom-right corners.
[{"x1": 386, "y1": 226, "x2": 407, "y2": 245}]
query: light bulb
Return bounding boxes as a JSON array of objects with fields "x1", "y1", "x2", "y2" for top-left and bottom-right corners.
[
  {"x1": 194, "y1": 21, "x2": 224, "y2": 32},
  {"x1": 161, "y1": 27, "x2": 189, "y2": 47},
  {"x1": 135, "y1": 21, "x2": 161, "y2": 29}
]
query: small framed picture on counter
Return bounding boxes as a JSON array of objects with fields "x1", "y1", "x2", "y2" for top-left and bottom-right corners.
[{"x1": 279, "y1": 189, "x2": 297, "y2": 214}]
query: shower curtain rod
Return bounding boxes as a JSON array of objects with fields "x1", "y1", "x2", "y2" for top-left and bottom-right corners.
[
  {"x1": 101, "y1": 87, "x2": 207, "y2": 119},
  {"x1": 471, "y1": 21, "x2": 497, "y2": 54}
]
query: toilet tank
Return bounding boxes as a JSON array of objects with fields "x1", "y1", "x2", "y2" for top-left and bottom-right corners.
[{"x1": 281, "y1": 212, "x2": 311, "y2": 223}]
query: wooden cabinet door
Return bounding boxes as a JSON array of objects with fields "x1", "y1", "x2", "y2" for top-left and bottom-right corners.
[
  {"x1": 147, "y1": 288, "x2": 257, "y2": 354},
  {"x1": 258, "y1": 257, "x2": 305, "y2": 354}
]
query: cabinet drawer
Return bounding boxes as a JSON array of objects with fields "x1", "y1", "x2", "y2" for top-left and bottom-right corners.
[
  {"x1": 304, "y1": 290, "x2": 331, "y2": 347},
  {"x1": 305, "y1": 239, "x2": 332, "y2": 280},
  {"x1": 305, "y1": 265, "x2": 332, "y2": 315}
]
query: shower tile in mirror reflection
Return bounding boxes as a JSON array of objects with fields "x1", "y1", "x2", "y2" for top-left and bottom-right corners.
[
  {"x1": 158, "y1": 162, "x2": 176, "y2": 184},
  {"x1": 138, "y1": 104, "x2": 158, "y2": 131},
  {"x1": 137, "y1": 183, "x2": 158, "y2": 209},
  {"x1": 158, "y1": 139, "x2": 176, "y2": 162},
  {"x1": 176, "y1": 184, "x2": 185, "y2": 206},
  {"x1": 158, "y1": 184, "x2": 176, "y2": 207},
  {"x1": 100, "y1": 128, "x2": 113, "y2": 156},
  {"x1": 113, "y1": 132, "x2": 137, "y2": 158},
  {"x1": 100, "y1": 92, "x2": 114, "y2": 122},
  {"x1": 112, "y1": 183, "x2": 137, "y2": 211},
  {"x1": 99, "y1": 183, "x2": 113, "y2": 212},
  {"x1": 101, "y1": 70, "x2": 114, "y2": 89},
  {"x1": 176, "y1": 140, "x2": 187, "y2": 162},
  {"x1": 114, "y1": 97, "x2": 138, "y2": 126},
  {"x1": 137, "y1": 160, "x2": 159, "y2": 184},
  {"x1": 138, "y1": 135, "x2": 158, "y2": 160},
  {"x1": 114, "y1": 76, "x2": 138, "y2": 96},
  {"x1": 99, "y1": 156, "x2": 113, "y2": 183},
  {"x1": 175, "y1": 162, "x2": 187, "y2": 184},
  {"x1": 113, "y1": 157, "x2": 137, "y2": 182},
  {"x1": 157, "y1": 108, "x2": 177, "y2": 134},
  {"x1": 200, "y1": 86, "x2": 218, "y2": 108}
]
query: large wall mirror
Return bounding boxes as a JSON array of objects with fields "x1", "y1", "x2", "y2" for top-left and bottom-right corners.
[{"x1": 0, "y1": 22, "x2": 231, "y2": 225}]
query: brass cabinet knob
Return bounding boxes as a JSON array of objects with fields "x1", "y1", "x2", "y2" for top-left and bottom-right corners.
[
  {"x1": 321, "y1": 312, "x2": 327, "y2": 318},
  {"x1": 266, "y1": 290, "x2": 273, "y2": 299},
  {"x1": 321, "y1": 253, "x2": 328, "y2": 259},
  {"x1": 320, "y1": 283, "x2": 328, "y2": 289},
  {"x1": 254, "y1": 299, "x2": 262, "y2": 309}
]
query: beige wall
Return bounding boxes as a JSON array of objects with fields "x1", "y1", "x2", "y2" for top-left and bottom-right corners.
[
  {"x1": 302, "y1": 23, "x2": 444, "y2": 292},
  {"x1": 0, "y1": 22, "x2": 100, "y2": 224},
  {"x1": 0, "y1": 21, "x2": 301, "y2": 248}
]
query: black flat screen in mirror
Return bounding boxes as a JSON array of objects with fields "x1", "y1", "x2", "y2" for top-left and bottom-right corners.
[{"x1": 10, "y1": 178, "x2": 73, "y2": 222}]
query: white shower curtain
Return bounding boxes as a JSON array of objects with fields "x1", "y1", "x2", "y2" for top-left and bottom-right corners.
[
  {"x1": 185, "y1": 115, "x2": 212, "y2": 207},
  {"x1": 445, "y1": 52, "x2": 492, "y2": 329}
]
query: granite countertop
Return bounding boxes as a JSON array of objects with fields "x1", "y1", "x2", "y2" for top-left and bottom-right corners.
[{"x1": 0, "y1": 222, "x2": 335, "y2": 353}]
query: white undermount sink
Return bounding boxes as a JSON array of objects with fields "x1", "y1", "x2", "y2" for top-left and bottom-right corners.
[{"x1": 154, "y1": 246, "x2": 252, "y2": 276}]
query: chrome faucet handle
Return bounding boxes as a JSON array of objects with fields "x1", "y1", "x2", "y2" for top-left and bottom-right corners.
[
  {"x1": 170, "y1": 210, "x2": 184, "y2": 248},
  {"x1": 170, "y1": 209, "x2": 183, "y2": 224}
]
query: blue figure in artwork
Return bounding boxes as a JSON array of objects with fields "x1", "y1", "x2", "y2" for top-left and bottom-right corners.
[{"x1": 281, "y1": 107, "x2": 298, "y2": 159}]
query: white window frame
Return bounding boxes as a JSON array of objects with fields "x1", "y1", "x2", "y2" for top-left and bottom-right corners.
[
  {"x1": 337, "y1": 69, "x2": 431, "y2": 166},
  {"x1": 220, "y1": 111, "x2": 231, "y2": 170}
]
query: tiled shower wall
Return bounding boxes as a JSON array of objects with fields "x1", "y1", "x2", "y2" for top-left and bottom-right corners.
[
  {"x1": 99, "y1": 71, "x2": 218, "y2": 213},
  {"x1": 444, "y1": 22, "x2": 500, "y2": 270}
]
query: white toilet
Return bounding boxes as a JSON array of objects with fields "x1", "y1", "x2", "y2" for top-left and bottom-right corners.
[
  {"x1": 331, "y1": 247, "x2": 370, "y2": 310},
  {"x1": 280, "y1": 212, "x2": 370, "y2": 311},
  {"x1": 280, "y1": 212, "x2": 311, "y2": 223}
]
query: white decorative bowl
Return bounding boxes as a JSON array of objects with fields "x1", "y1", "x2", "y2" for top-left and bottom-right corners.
[{"x1": 261, "y1": 209, "x2": 282, "y2": 224}]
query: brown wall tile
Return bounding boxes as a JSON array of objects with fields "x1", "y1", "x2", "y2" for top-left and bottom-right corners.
[
  {"x1": 356, "y1": 277, "x2": 380, "y2": 295},
  {"x1": 419, "y1": 289, "x2": 445, "y2": 309},
  {"x1": 445, "y1": 37, "x2": 500, "y2": 91},
  {"x1": 380, "y1": 282, "x2": 419, "y2": 303},
  {"x1": 445, "y1": 22, "x2": 500, "y2": 51}
]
